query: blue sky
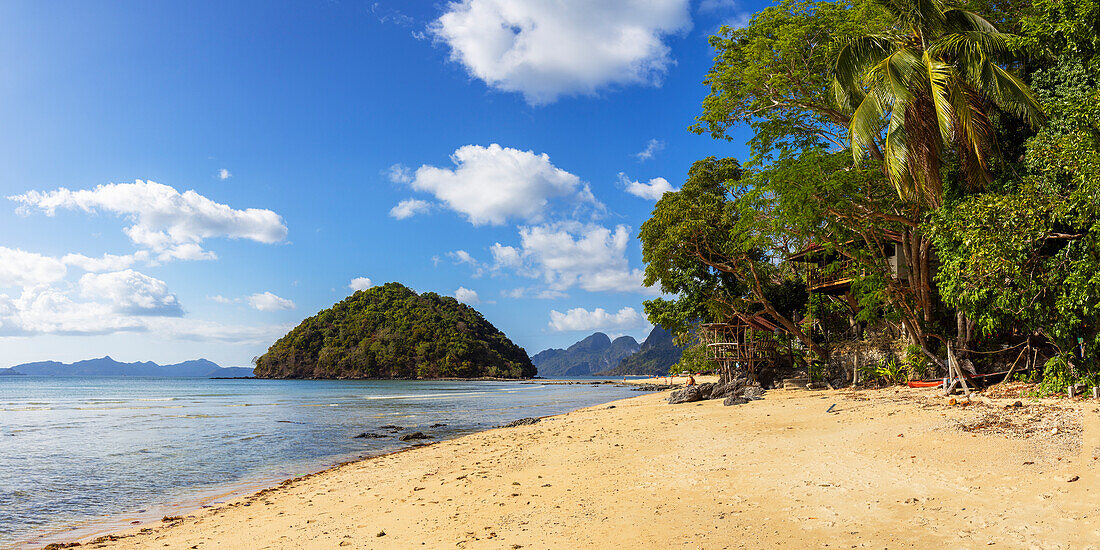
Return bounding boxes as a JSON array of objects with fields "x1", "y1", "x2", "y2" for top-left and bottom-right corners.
[{"x1": 0, "y1": 0, "x2": 763, "y2": 367}]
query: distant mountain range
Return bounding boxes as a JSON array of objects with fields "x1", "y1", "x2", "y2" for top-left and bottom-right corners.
[
  {"x1": 531, "y1": 333, "x2": 641, "y2": 376},
  {"x1": 0, "y1": 356, "x2": 255, "y2": 377},
  {"x1": 532, "y1": 326, "x2": 684, "y2": 377},
  {"x1": 597, "y1": 326, "x2": 683, "y2": 376}
]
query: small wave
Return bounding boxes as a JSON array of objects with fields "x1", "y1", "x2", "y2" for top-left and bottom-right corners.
[
  {"x1": 136, "y1": 398, "x2": 176, "y2": 402},
  {"x1": 362, "y1": 391, "x2": 488, "y2": 400}
]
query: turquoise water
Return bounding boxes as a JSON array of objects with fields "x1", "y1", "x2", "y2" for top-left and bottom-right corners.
[{"x1": 0, "y1": 377, "x2": 642, "y2": 548}]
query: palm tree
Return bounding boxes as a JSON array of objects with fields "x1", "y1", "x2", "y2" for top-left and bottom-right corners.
[{"x1": 833, "y1": 0, "x2": 1044, "y2": 208}]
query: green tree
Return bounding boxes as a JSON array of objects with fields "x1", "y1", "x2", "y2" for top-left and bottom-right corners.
[
  {"x1": 834, "y1": 0, "x2": 1044, "y2": 205},
  {"x1": 640, "y1": 157, "x2": 820, "y2": 359}
]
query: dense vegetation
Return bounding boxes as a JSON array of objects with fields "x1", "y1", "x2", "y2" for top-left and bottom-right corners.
[
  {"x1": 642, "y1": 0, "x2": 1100, "y2": 392},
  {"x1": 253, "y1": 283, "x2": 535, "y2": 379},
  {"x1": 531, "y1": 333, "x2": 640, "y2": 377}
]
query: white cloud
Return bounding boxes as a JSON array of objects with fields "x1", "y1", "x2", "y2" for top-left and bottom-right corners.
[
  {"x1": 619, "y1": 173, "x2": 678, "y2": 200},
  {"x1": 431, "y1": 0, "x2": 692, "y2": 104},
  {"x1": 10, "y1": 180, "x2": 288, "y2": 262},
  {"x1": 0, "y1": 247, "x2": 67, "y2": 288},
  {"x1": 209, "y1": 295, "x2": 237, "y2": 304},
  {"x1": 389, "y1": 198, "x2": 433, "y2": 220},
  {"x1": 447, "y1": 250, "x2": 486, "y2": 277},
  {"x1": 403, "y1": 144, "x2": 600, "y2": 226},
  {"x1": 247, "y1": 292, "x2": 296, "y2": 312},
  {"x1": 634, "y1": 139, "x2": 665, "y2": 161},
  {"x1": 62, "y1": 251, "x2": 149, "y2": 273},
  {"x1": 454, "y1": 286, "x2": 480, "y2": 305},
  {"x1": 548, "y1": 306, "x2": 645, "y2": 332},
  {"x1": 0, "y1": 287, "x2": 146, "y2": 336},
  {"x1": 492, "y1": 222, "x2": 653, "y2": 294},
  {"x1": 217, "y1": 169, "x2": 231, "y2": 180},
  {"x1": 387, "y1": 163, "x2": 413, "y2": 184},
  {"x1": 79, "y1": 270, "x2": 183, "y2": 317},
  {"x1": 349, "y1": 277, "x2": 373, "y2": 291}
]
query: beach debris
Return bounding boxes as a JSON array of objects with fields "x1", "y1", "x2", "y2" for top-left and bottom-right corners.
[
  {"x1": 503, "y1": 417, "x2": 541, "y2": 427},
  {"x1": 377, "y1": 530, "x2": 387, "y2": 537},
  {"x1": 1067, "y1": 475, "x2": 1079, "y2": 482},
  {"x1": 826, "y1": 404, "x2": 836, "y2": 413},
  {"x1": 399, "y1": 431, "x2": 431, "y2": 441},
  {"x1": 354, "y1": 432, "x2": 386, "y2": 439},
  {"x1": 606, "y1": 405, "x2": 616, "y2": 409}
]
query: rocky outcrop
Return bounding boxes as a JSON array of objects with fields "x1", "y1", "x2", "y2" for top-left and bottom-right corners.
[
  {"x1": 503, "y1": 417, "x2": 541, "y2": 427},
  {"x1": 667, "y1": 375, "x2": 764, "y2": 406}
]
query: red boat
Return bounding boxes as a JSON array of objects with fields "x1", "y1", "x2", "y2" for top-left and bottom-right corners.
[{"x1": 907, "y1": 380, "x2": 944, "y2": 388}]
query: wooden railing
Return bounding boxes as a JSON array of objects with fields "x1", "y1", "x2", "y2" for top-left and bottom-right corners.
[{"x1": 806, "y1": 258, "x2": 861, "y2": 290}]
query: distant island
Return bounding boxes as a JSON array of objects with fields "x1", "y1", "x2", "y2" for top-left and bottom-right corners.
[
  {"x1": 0, "y1": 357, "x2": 254, "y2": 377},
  {"x1": 532, "y1": 326, "x2": 683, "y2": 377},
  {"x1": 531, "y1": 333, "x2": 640, "y2": 376},
  {"x1": 252, "y1": 282, "x2": 535, "y2": 379}
]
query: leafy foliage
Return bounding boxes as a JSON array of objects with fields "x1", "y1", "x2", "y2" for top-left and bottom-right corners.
[{"x1": 253, "y1": 282, "x2": 535, "y2": 379}]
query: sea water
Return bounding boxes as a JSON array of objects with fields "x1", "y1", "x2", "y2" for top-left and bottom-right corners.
[{"x1": 0, "y1": 376, "x2": 644, "y2": 548}]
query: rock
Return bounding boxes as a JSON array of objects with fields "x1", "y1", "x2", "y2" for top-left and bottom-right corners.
[
  {"x1": 503, "y1": 417, "x2": 541, "y2": 427},
  {"x1": 379, "y1": 424, "x2": 402, "y2": 431},
  {"x1": 723, "y1": 397, "x2": 749, "y2": 406},
  {"x1": 667, "y1": 385, "x2": 705, "y2": 404},
  {"x1": 399, "y1": 431, "x2": 430, "y2": 441},
  {"x1": 1067, "y1": 475, "x2": 1079, "y2": 482},
  {"x1": 430, "y1": 423, "x2": 447, "y2": 428},
  {"x1": 743, "y1": 385, "x2": 765, "y2": 400},
  {"x1": 606, "y1": 405, "x2": 616, "y2": 409},
  {"x1": 354, "y1": 432, "x2": 386, "y2": 439},
  {"x1": 709, "y1": 376, "x2": 749, "y2": 399}
]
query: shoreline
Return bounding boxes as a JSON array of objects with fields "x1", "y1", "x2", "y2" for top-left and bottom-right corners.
[
  {"x1": 16, "y1": 380, "x2": 643, "y2": 550},
  {"x1": 32, "y1": 385, "x2": 1100, "y2": 549}
]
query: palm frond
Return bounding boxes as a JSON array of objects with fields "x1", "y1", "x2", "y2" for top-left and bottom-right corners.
[{"x1": 943, "y1": 8, "x2": 998, "y2": 34}]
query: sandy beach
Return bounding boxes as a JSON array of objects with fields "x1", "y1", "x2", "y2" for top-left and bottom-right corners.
[{"x1": 59, "y1": 385, "x2": 1098, "y2": 549}]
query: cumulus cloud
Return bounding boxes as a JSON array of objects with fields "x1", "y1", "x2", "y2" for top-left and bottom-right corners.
[
  {"x1": 0, "y1": 287, "x2": 146, "y2": 336},
  {"x1": 619, "y1": 173, "x2": 678, "y2": 200},
  {"x1": 548, "y1": 306, "x2": 645, "y2": 332},
  {"x1": 217, "y1": 169, "x2": 231, "y2": 180},
  {"x1": 62, "y1": 251, "x2": 149, "y2": 273},
  {"x1": 79, "y1": 270, "x2": 183, "y2": 317},
  {"x1": 431, "y1": 0, "x2": 692, "y2": 104},
  {"x1": 10, "y1": 180, "x2": 288, "y2": 262},
  {"x1": 401, "y1": 144, "x2": 600, "y2": 226},
  {"x1": 247, "y1": 292, "x2": 296, "y2": 312},
  {"x1": 634, "y1": 139, "x2": 665, "y2": 161},
  {"x1": 389, "y1": 198, "x2": 433, "y2": 220},
  {"x1": 349, "y1": 277, "x2": 373, "y2": 291},
  {"x1": 0, "y1": 247, "x2": 67, "y2": 288},
  {"x1": 454, "y1": 286, "x2": 480, "y2": 305},
  {"x1": 491, "y1": 222, "x2": 652, "y2": 294}
]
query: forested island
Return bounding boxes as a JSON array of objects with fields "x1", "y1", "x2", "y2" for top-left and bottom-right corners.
[{"x1": 252, "y1": 282, "x2": 535, "y2": 379}]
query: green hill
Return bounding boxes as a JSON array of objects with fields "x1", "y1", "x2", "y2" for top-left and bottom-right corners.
[{"x1": 253, "y1": 282, "x2": 535, "y2": 379}]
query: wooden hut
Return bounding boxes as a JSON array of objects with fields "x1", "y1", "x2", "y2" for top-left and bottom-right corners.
[{"x1": 700, "y1": 314, "x2": 781, "y2": 380}]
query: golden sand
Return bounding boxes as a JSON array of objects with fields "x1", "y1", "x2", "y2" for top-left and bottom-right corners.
[{"x1": 72, "y1": 386, "x2": 1098, "y2": 549}]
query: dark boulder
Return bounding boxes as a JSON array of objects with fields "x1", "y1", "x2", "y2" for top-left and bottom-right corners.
[
  {"x1": 353, "y1": 432, "x2": 386, "y2": 439},
  {"x1": 667, "y1": 385, "x2": 705, "y2": 404},
  {"x1": 723, "y1": 397, "x2": 749, "y2": 406},
  {"x1": 503, "y1": 417, "x2": 541, "y2": 427},
  {"x1": 399, "y1": 432, "x2": 430, "y2": 441}
]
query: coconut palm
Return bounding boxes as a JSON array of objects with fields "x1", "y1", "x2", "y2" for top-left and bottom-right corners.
[{"x1": 833, "y1": 0, "x2": 1044, "y2": 207}]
